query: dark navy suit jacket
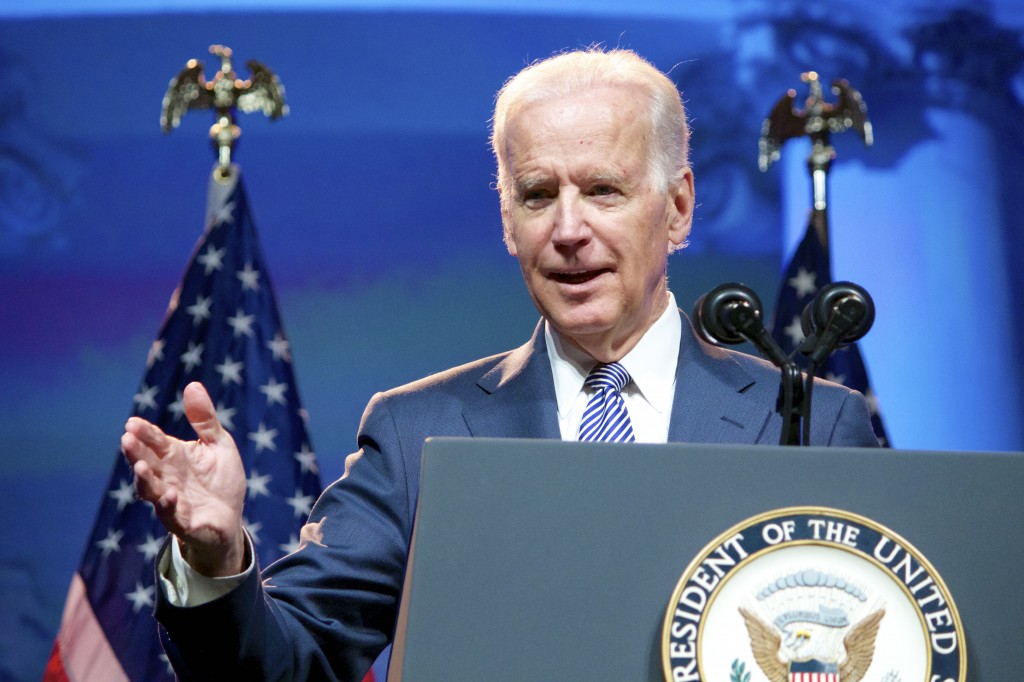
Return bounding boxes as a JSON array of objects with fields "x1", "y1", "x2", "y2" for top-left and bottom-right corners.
[{"x1": 155, "y1": 313, "x2": 878, "y2": 680}]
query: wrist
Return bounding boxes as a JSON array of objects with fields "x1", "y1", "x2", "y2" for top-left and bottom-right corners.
[{"x1": 177, "y1": 528, "x2": 249, "y2": 577}]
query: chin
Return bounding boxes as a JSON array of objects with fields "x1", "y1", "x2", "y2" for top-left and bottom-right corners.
[{"x1": 546, "y1": 311, "x2": 618, "y2": 340}]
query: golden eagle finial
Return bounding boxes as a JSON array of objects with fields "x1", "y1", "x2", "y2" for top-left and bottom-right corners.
[{"x1": 160, "y1": 45, "x2": 288, "y2": 172}]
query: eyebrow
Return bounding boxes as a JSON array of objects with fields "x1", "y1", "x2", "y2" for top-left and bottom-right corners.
[
  {"x1": 513, "y1": 176, "x2": 550, "y2": 195},
  {"x1": 589, "y1": 170, "x2": 629, "y2": 187},
  {"x1": 514, "y1": 169, "x2": 631, "y2": 194}
]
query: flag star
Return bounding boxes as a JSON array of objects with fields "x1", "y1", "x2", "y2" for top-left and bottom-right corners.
[
  {"x1": 108, "y1": 479, "x2": 136, "y2": 511},
  {"x1": 260, "y1": 377, "x2": 288, "y2": 406},
  {"x1": 180, "y1": 342, "x2": 204, "y2": 372},
  {"x1": 186, "y1": 295, "x2": 213, "y2": 325},
  {"x1": 216, "y1": 356, "x2": 244, "y2": 385},
  {"x1": 267, "y1": 332, "x2": 291, "y2": 362},
  {"x1": 147, "y1": 338, "x2": 165, "y2": 368},
  {"x1": 286, "y1": 490, "x2": 315, "y2": 518},
  {"x1": 783, "y1": 314, "x2": 805, "y2": 347},
  {"x1": 236, "y1": 263, "x2": 261, "y2": 292},
  {"x1": 824, "y1": 372, "x2": 847, "y2": 385},
  {"x1": 788, "y1": 267, "x2": 818, "y2": 299},
  {"x1": 96, "y1": 528, "x2": 124, "y2": 556},
  {"x1": 168, "y1": 391, "x2": 186, "y2": 420},
  {"x1": 243, "y1": 518, "x2": 263, "y2": 545},
  {"x1": 294, "y1": 444, "x2": 319, "y2": 475},
  {"x1": 137, "y1": 533, "x2": 164, "y2": 561},
  {"x1": 125, "y1": 581, "x2": 156, "y2": 613},
  {"x1": 197, "y1": 244, "x2": 226, "y2": 274},
  {"x1": 279, "y1": 534, "x2": 301, "y2": 555},
  {"x1": 133, "y1": 383, "x2": 159, "y2": 413},
  {"x1": 211, "y1": 201, "x2": 236, "y2": 227},
  {"x1": 215, "y1": 402, "x2": 237, "y2": 431},
  {"x1": 227, "y1": 309, "x2": 256, "y2": 337},
  {"x1": 248, "y1": 422, "x2": 278, "y2": 453},
  {"x1": 159, "y1": 653, "x2": 173, "y2": 675},
  {"x1": 247, "y1": 469, "x2": 273, "y2": 499}
]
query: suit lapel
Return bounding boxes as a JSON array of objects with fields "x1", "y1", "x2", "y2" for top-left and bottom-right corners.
[
  {"x1": 463, "y1": 321, "x2": 562, "y2": 440},
  {"x1": 462, "y1": 312, "x2": 773, "y2": 444},
  {"x1": 668, "y1": 312, "x2": 773, "y2": 444}
]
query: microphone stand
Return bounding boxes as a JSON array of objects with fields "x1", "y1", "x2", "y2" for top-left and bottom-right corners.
[
  {"x1": 795, "y1": 287, "x2": 874, "y2": 445},
  {"x1": 693, "y1": 284, "x2": 807, "y2": 446},
  {"x1": 722, "y1": 302, "x2": 806, "y2": 447}
]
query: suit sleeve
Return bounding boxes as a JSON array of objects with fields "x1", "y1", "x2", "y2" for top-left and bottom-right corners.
[
  {"x1": 826, "y1": 388, "x2": 881, "y2": 447},
  {"x1": 154, "y1": 393, "x2": 413, "y2": 681}
]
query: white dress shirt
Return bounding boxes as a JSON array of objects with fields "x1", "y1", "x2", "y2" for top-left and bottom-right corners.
[{"x1": 545, "y1": 291, "x2": 680, "y2": 443}]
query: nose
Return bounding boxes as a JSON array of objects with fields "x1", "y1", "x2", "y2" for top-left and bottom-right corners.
[{"x1": 551, "y1": 193, "x2": 590, "y2": 247}]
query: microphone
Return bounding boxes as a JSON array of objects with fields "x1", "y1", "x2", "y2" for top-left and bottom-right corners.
[
  {"x1": 694, "y1": 282, "x2": 806, "y2": 446},
  {"x1": 693, "y1": 283, "x2": 790, "y2": 368},
  {"x1": 799, "y1": 281, "x2": 875, "y2": 367}
]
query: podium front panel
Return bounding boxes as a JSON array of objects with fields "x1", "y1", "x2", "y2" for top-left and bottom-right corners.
[{"x1": 389, "y1": 438, "x2": 1023, "y2": 681}]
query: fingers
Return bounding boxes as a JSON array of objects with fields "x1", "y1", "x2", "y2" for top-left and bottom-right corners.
[
  {"x1": 122, "y1": 418, "x2": 178, "y2": 509},
  {"x1": 121, "y1": 417, "x2": 169, "y2": 466},
  {"x1": 182, "y1": 381, "x2": 225, "y2": 445},
  {"x1": 136, "y1": 461, "x2": 187, "y2": 535},
  {"x1": 126, "y1": 441, "x2": 189, "y2": 535},
  {"x1": 130, "y1": 457, "x2": 169, "y2": 505}
]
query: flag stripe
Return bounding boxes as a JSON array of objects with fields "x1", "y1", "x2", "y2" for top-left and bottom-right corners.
[
  {"x1": 51, "y1": 573, "x2": 129, "y2": 682},
  {"x1": 43, "y1": 642, "x2": 69, "y2": 682}
]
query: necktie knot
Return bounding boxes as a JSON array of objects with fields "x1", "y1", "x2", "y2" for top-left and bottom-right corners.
[
  {"x1": 578, "y1": 362, "x2": 635, "y2": 443},
  {"x1": 584, "y1": 362, "x2": 631, "y2": 393}
]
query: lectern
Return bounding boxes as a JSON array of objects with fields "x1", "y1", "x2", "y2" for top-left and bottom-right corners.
[{"x1": 389, "y1": 438, "x2": 1023, "y2": 681}]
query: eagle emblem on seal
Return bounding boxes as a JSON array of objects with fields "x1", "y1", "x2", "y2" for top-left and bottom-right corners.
[{"x1": 738, "y1": 570, "x2": 885, "y2": 682}]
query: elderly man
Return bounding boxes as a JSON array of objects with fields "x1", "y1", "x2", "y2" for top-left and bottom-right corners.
[{"x1": 122, "y1": 48, "x2": 877, "y2": 680}]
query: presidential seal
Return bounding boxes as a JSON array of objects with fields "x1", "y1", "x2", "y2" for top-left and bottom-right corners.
[{"x1": 661, "y1": 507, "x2": 965, "y2": 682}]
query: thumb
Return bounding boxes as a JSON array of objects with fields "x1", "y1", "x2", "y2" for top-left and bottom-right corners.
[{"x1": 182, "y1": 381, "x2": 225, "y2": 444}]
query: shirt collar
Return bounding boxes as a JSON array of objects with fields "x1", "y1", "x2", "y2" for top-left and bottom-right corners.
[{"x1": 545, "y1": 291, "x2": 681, "y2": 418}]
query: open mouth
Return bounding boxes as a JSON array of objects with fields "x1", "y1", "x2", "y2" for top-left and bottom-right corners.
[{"x1": 550, "y1": 269, "x2": 610, "y2": 285}]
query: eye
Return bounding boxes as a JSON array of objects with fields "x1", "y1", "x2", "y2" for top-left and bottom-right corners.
[
  {"x1": 588, "y1": 183, "x2": 625, "y2": 202},
  {"x1": 520, "y1": 187, "x2": 555, "y2": 208}
]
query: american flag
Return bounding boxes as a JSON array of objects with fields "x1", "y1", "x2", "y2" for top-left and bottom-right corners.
[
  {"x1": 770, "y1": 222, "x2": 890, "y2": 446},
  {"x1": 44, "y1": 168, "x2": 324, "y2": 680}
]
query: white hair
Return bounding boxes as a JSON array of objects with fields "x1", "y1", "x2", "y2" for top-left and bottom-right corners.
[{"x1": 491, "y1": 47, "x2": 690, "y2": 206}]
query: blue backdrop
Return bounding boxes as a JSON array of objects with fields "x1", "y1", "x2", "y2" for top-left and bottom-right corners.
[{"x1": 1, "y1": 1, "x2": 1022, "y2": 679}]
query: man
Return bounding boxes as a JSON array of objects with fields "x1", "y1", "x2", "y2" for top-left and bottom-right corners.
[{"x1": 122, "y1": 48, "x2": 877, "y2": 680}]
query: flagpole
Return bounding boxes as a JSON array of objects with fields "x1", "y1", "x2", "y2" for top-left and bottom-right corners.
[{"x1": 761, "y1": 72, "x2": 890, "y2": 447}]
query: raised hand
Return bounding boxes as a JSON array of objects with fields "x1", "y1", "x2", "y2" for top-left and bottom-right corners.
[{"x1": 122, "y1": 381, "x2": 248, "y2": 576}]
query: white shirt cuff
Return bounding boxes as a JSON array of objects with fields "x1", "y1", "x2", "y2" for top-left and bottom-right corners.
[{"x1": 159, "y1": 534, "x2": 253, "y2": 607}]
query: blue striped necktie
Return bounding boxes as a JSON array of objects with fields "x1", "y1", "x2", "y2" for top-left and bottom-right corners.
[{"x1": 578, "y1": 362, "x2": 636, "y2": 443}]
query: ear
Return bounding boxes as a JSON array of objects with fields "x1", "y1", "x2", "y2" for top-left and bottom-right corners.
[
  {"x1": 500, "y1": 189, "x2": 519, "y2": 256},
  {"x1": 666, "y1": 167, "x2": 694, "y2": 249}
]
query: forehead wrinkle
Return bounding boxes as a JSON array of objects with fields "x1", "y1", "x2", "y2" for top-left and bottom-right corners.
[{"x1": 505, "y1": 91, "x2": 653, "y2": 192}]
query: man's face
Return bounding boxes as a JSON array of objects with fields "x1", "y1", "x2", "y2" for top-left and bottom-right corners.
[{"x1": 501, "y1": 85, "x2": 694, "y2": 361}]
